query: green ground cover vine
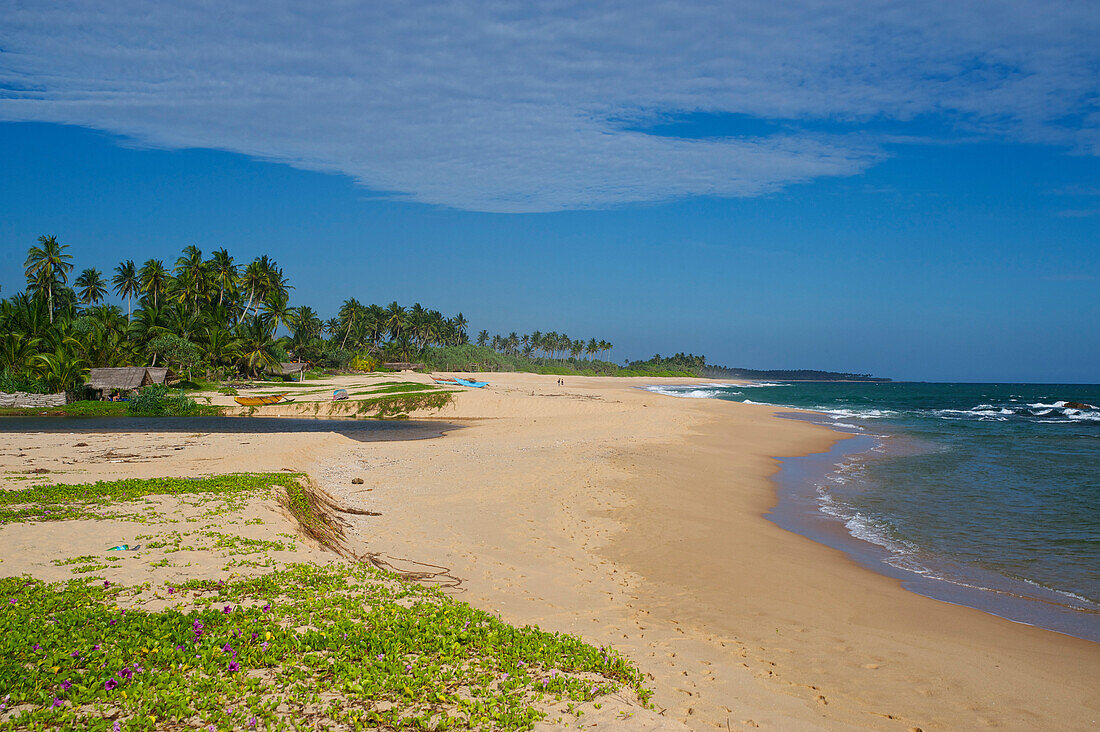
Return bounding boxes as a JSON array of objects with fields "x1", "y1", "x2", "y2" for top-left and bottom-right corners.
[
  {"x1": 0, "y1": 564, "x2": 649, "y2": 730},
  {"x1": 0, "y1": 474, "x2": 301, "y2": 525}
]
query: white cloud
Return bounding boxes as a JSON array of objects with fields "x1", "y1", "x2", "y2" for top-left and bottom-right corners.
[{"x1": 1, "y1": 0, "x2": 1097, "y2": 212}]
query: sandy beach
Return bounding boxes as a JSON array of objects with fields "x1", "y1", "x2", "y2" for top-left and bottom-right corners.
[{"x1": 1, "y1": 372, "x2": 1097, "y2": 730}]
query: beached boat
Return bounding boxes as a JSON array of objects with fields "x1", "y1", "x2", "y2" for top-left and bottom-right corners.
[
  {"x1": 431, "y1": 376, "x2": 461, "y2": 385},
  {"x1": 333, "y1": 389, "x2": 349, "y2": 401},
  {"x1": 233, "y1": 393, "x2": 289, "y2": 406},
  {"x1": 454, "y1": 378, "x2": 489, "y2": 388}
]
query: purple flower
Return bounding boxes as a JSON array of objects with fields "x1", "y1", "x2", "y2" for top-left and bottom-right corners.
[
  {"x1": 70, "y1": 651, "x2": 80, "y2": 658},
  {"x1": 104, "y1": 678, "x2": 118, "y2": 691},
  {"x1": 93, "y1": 644, "x2": 100, "y2": 651},
  {"x1": 262, "y1": 603, "x2": 271, "y2": 613},
  {"x1": 114, "y1": 722, "x2": 120, "y2": 732},
  {"x1": 193, "y1": 620, "x2": 203, "y2": 630},
  {"x1": 167, "y1": 586, "x2": 174, "y2": 595},
  {"x1": 133, "y1": 664, "x2": 143, "y2": 673},
  {"x1": 222, "y1": 643, "x2": 233, "y2": 654},
  {"x1": 60, "y1": 680, "x2": 71, "y2": 691},
  {"x1": 223, "y1": 604, "x2": 233, "y2": 614},
  {"x1": 32, "y1": 643, "x2": 40, "y2": 650},
  {"x1": 227, "y1": 661, "x2": 239, "y2": 673},
  {"x1": 109, "y1": 619, "x2": 117, "y2": 626},
  {"x1": 250, "y1": 632, "x2": 258, "y2": 641},
  {"x1": 405, "y1": 664, "x2": 412, "y2": 671},
  {"x1": 119, "y1": 667, "x2": 133, "y2": 680},
  {"x1": 249, "y1": 716, "x2": 257, "y2": 728},
  {"x1": 103, "y1": 580, "x2": 110, "y2": 589},
  {"x1": 261, "y1": 641, "x2": 268, "y2": 651},
  {"x1": 51, "y1": 697, "x2": 63, "y2": 708}
]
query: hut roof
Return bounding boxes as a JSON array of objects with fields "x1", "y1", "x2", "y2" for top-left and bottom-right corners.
[
  {"x1": 86, "y1": 367, "x2": 149, "y2": 391},
  {"x1": 383, "y1": 362, "x2": 425, "y2": 372},
  {"x1": 86, "y1": 367, "x2": 179, "y2": 391},
  {"x1": 144, "y1": 367, "x2": 178, "y2": 384},
  {"x1": 271, "y1": 362, "x2": 307, "y2": 376}
]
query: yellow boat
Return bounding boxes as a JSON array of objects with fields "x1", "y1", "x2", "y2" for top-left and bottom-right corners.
[{"x1": 233, "y1": 392, "x2": 288, "y2": 406}]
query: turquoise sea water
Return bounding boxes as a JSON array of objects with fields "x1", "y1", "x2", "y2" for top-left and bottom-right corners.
[{"x1": 644, "y1": 382, "x2": 1099, "y2": 640}]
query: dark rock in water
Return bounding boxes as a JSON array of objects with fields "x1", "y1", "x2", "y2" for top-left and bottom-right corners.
[{"x1": 1063, "y1": 401, "x2": 1095, "y2": 410}]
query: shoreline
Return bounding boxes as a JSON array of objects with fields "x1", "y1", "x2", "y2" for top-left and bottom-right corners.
[
  {"x1": 2, "y1": 372, "x2": 1097, "y2": 729},
  {"x1": 768, "y1": 411, "x2": 1100, "y2": 644}
]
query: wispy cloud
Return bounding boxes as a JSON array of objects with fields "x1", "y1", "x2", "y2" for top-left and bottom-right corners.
[{"x1": 1, "y1": 1, "x2": 1098, "y2": 212}]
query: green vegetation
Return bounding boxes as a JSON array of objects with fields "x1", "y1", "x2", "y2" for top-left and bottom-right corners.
[
  {"x1": 0, "y1": 564, "x2": 648, "y2": 730},
  {"x1": 423, "y1": 345, "x2": 694, "y2": 377},
  {"x1": 0, "y1": 240, "x2": 472, "y2": 394},
  {"x1": 0, "y1": 473, "x2": 297, "y2": 525},
  {"x1": 0, "y1": 471, "x2": 651, "y2": 729},
  {"x1": 0, "y1": 400, "x2": 127, "y2": 417},
  {"x1": 125, "y1": 385, "x2": 220, "y2": 417},
  {"x1": 6, "y1": 236, "x2": 795, "y2": 397}
]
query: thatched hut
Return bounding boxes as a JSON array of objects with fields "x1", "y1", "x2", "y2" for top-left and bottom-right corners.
[
  {"x1": 86, "y1": 367, "x2": 179, "y2": 399},
  {"x1": 266, "y1": 362, "x2": 308, "y2": 381},
  {"x1": 383, "y1": 362, "x2": 425, "y2": 372}
]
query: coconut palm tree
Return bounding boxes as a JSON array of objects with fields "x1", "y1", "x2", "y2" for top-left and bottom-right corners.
[
  {"x1": 24, "y1": 235, "x2": 73, "y2": 323},
  {"x1": 139, "y1": 259, "x2": 171, "y2": 308},
  {"x1": 476, "y1": 330, "x2": 489, "y2": 347},
  {"x1": 74, "y1": 268, "x2": 108, "y2": 306},
  {"x1": 173, "y1": 245, "x2": 209, "y2": 316},
  {"x1": 112, "y1": 260, "x2": 140, "y2": 322},
  {"x1": 207, "y1": 248, "x2": 238, "y2": 309},
  {"x1": 260, "y1": 291, "x2": 294, "y2": 338},
  {"x1": 239, "y1": 257, "x2": 270, "y2": 319},
  {"x1": 384, "y1": 301, "x2": 406, "y2": 341}
]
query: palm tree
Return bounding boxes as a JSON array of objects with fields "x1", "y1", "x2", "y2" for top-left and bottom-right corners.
[
  {"x1": 74, "y1": 268, "x2": 108, "y2": 305},
  {"x1": 476, "y1": 330, "x2": 489, "y2": 347},
  {"x1": 173, "y1": 245, "x2": 209, "y2": 316},
  {"x1": 207, "y1": 248, "x2": 238, "y2": 308},
  {"x1": 24, "y1": 235, "x2": 73, "y2": 323},
  {"x1": 139, "y1": 259, "x2": 171, "y2": 308},
  {"x1": 453, "y1": 312, "x2": 468, "y2": 342},
  {"x1": 260, "y1": 291, "x2": 293, "y2": 338},
  {"x1": 112, "y1": 260, "x2": 140, "y2": 322},
  {"x1": 384, "y1": 301, "x2": 406, "y2": 341},
  {"x1": 338, "y1": 298, "x2": 362, "y2": 350},
  {"x1": 240, "y1": 258, "x2": 269, "y2": 319}
]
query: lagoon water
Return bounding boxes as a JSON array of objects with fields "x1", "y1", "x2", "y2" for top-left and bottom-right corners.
[
  {"x1": 645, "y1": 381, "x2": 1100, "y2": 641},
  {"x1": 0, "y1": 416, "x2": 458, "y2": 442}
]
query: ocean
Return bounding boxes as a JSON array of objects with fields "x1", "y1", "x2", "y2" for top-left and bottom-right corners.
[{"x1": 643, "y1": 381, "x2": 1100, "y2": 641}]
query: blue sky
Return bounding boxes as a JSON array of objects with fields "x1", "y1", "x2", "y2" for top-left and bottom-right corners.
[{"x1": 1, "y1": 1, "x2": 1098, "y2": 382}]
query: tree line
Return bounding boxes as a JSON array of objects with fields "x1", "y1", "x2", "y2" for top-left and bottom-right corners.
[
  {"x1": 474, "y1": 330, "x2": 613, "y2": 363},
  {"x1": 1, "y1": 235, "x2": 470, "y2": 391}
]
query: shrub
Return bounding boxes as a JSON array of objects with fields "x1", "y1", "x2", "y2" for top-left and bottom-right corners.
[
  {"x1": 349, "y1": 354, "x2": 379, "y2": 372},
  {"x1": 126, "y1": 384, "x2": 210, "y2": 416}
]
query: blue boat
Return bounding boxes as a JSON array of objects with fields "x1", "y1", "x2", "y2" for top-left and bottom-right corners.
[{"x1": 454, "y1": 378, "x2": 489, "y2": 388}]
